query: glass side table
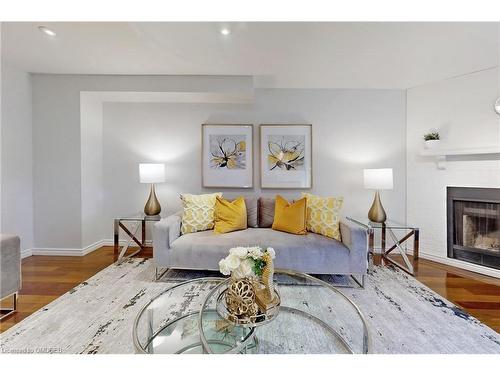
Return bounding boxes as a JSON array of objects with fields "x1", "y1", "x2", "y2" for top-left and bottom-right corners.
[
  {"x1": 346, "y1": 216, "x2": 419, "y2": 275},
  {"x1": 114, "y1": 213, "x2": 161, "y2": 263}
]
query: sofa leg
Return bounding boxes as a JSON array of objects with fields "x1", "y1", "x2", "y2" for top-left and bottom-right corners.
[
  {"x1": 350, "y1": 275, "x2": 366, "y2": 289},
  {"x1": 154, "y1": 267, "x2": 169, "y2": 282},
  {"x1": 0, "y1": 292, "x2": 18, "y2": 321}
]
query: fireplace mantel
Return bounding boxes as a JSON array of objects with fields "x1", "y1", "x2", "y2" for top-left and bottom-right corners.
[{"x1": 420, "y1": 146, "x2": 500, "y2": 169}]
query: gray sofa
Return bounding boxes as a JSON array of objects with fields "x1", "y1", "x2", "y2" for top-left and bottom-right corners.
[
  {"x1": 1, "y1": 234, "x2": 21, "y2": 320},
  {"x1": 153, "y1": 204, "x2": 369, "y2": 286}
]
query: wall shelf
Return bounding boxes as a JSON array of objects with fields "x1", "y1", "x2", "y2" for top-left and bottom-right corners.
[{"x1": 419, "y1": 146, "x2": 500, "y2": 169}]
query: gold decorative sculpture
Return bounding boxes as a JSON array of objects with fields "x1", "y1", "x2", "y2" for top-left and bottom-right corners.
[
  {"x1": 255, "y1": 253, "x2": 277, "y2": 311},
  {"x1": 215, "y1": 319, "x2": 234, "y2": 332},
  {"x1": 225, "y1": 278, "x2": 258, "y2": 322},
  {"x1": 261, "y1": 253, "x2": 275, "y2": 298},
  {"x1": 218, "y1": 246, "x2": 280, "y2": 324}
]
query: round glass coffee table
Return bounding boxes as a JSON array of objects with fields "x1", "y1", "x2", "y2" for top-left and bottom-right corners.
[{"x1": 133, "y1": 270, "x2": 370, "y2": 354}]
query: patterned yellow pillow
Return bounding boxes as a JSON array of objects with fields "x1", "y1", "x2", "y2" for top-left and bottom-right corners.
[
  {"x1": 301, "y1": 193, "x2": 344, "y2": 241},
  {"x1": 181, "y1": 193, "x2": 222, "y2": 234}
]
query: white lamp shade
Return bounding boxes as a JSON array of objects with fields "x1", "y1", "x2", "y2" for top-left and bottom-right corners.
[
  {"x1": 139, "y1": 163, "x2": 166, "y2": 184},
  {"x1": 363, "y1": 168, "x2": 393, "y2": 190}
]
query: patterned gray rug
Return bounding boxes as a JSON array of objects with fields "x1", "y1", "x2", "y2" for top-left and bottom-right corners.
[
  {"x1": 160, "y1": 268, "x2": 351, "y2": 285},
  {"x1": 1, "y1": 258, "x2": 499, "y2": 354}
]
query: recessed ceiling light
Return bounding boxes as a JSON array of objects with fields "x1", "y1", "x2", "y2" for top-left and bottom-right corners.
[
  {"x1": 220, "y1": 28, "x2": 231, "y2": 36},
  {"x1": 38, "y1": 26, "x2": 56, "y2": 37}
]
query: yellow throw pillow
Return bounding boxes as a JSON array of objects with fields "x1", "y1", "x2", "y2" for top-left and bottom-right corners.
[
  {"x1": 272, "y1": 195, "x2": 307, "y2": 235},
  {"x1": 180, "y1": 192, "x2": 222, "y2": 234},
  {"x1": 214, "y1": 196, "x2": 248, "y2": 234},
  {"x1": 302, "y1": 193, "x2": 344, "y2": 241}
]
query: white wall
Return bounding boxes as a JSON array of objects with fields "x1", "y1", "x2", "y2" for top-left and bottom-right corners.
[
  {"x1": 32, "y1": 75, "x2": 83, "y2": 249},
  {"x1": 81, "y1": 90, "x2": 253, "y2": 248},
  {"x1": 101, "y1": 88, "x2": 407, "y2": 241},
  {"x1": 31, "y1": 75, "x2": 253, "y2": 250},
  {"x1": 0, "y1": 59, "x2": 34, "y2": 254},
  {"x1": 80, "y1": 94, "x2": 105, "y2": 248},
  {"x1": 19, "y1": 72, "x2": 406, "y2": 252},
  {"x1": 406, "y1": 67, "x2": 500, "y2": 277}
]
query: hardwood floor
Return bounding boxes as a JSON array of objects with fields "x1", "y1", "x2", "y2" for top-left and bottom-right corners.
[
  {"x1": 1, "y1": 247, "x2": 499, "y2": 334},
  {"x1": 0, "y1": 246, "x2": 150, "y2": 333},
  {"x1": 405, "y1": 257, "x2": 500, "y2": 333}
]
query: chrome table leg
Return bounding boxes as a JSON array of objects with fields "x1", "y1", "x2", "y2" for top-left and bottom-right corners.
[
  {"x1": 384, "y1": 228, "x2": 414, "y2": 275},
  {"x1": 0, "y1": 293, "x2": 18, "y2": 321}
]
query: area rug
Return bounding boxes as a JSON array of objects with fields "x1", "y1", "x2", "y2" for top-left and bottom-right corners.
[
  {"x1": 0, "y1": 258, "x2": 499, "y2": 354},
  {"x1": 161, "y1": 268, "x2": 351, "y2": 285}
]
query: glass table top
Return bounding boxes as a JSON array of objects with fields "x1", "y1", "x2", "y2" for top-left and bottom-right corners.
[
  {"x1": 117, "y1": 212, "x2": 162, "y2": 222},
  {"x1": 133, "y1": 271, "x2": 370, "y2": 354},
  {"x1": 346, "y1": 216, "x2": 418, "y2": 230}
]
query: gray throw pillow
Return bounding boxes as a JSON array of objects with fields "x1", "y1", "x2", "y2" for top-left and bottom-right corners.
[
  {"x1": 244, "y1": 196, "x2": 258, "y2": 228},
  {"x1": 258, "y1": 197, "x2": 275, "y2": 228}
]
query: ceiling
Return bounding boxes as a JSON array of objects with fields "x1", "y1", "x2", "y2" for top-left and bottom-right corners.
[{"x1": 2, "y1": 22, "x2": 499, "y2": 89}]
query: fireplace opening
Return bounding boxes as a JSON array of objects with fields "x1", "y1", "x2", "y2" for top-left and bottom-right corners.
[{"x1": 447, "y1": 187, "x2": 500, "y2": 270}]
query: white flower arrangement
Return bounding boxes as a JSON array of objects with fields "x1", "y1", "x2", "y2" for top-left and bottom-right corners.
[{"x1": 219, "y1": 246, "x2": 276, "y2": 279}]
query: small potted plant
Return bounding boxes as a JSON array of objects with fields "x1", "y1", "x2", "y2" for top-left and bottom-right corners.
[{"x1": 423, "y1": 131, "x2": 440, "y2": 149}]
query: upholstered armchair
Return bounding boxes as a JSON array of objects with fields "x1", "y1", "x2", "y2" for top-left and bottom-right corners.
[{"x1": 0, "y1": 234, "x2": 21, "y2": 320}]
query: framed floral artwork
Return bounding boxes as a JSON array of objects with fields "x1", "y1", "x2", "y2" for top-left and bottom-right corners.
[
  {"x1": 260, "y1": 124, "x2": 312, "y2": 189},
  {"x1": 202, "y1": 124, "x2": 254, "y2": 188}
]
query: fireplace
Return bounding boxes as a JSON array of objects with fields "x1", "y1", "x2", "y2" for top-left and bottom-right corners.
[{"x1": 447, "y1": 187, "x2": 500, "y2": 270}]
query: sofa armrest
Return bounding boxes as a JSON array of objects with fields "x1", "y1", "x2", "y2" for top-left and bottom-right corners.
[
  {"x1": 153, "y1": 212, "x2": 181, "y2": 266},
  {"x1": 340, "y1": 218, "x2": 370, "y2": 272},
  {"x1": 0, "y1": 234, "x2": 21, "y2": 298}
]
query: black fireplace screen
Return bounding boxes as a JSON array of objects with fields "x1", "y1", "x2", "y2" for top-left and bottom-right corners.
[{"x1": 447, "y1": 187, "x2": 500, "y2": 270}]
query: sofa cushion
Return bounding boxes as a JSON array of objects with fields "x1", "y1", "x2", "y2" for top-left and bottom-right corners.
[
  {"x1": 258, "y1": 197, "x2": 275, "y2": 228},
  {"x1": 169, "y1": 228, "x2": 350, "y2": 274},
  {"x1": 214, "y1": 196, "x2": 247, "y2": 234},
  {"x1": 302, "y1": 193, "x2": 344, "y2": 241},
  {"x1": 180, "y1": 192, "x2": 222, "y2": 234},
  {"x1": 225, "y1": 195, "x2": 258, "y2": 228},
  {"x1": 272, "y1": 195, "x2": 307, "y2": 235}
]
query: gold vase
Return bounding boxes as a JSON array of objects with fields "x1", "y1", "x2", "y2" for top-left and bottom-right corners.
[
  {"x1": 368, "y1": 190, "x2": 387, "y2": 223},
  {"x1": 144, "y1": 184, "x2": 161, "y2": 216}
]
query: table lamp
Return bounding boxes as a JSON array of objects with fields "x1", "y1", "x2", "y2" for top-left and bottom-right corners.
[
  {"x1": 139, "y1": 163, "x2": 166, "y2": 216},
  {"x1": 363, "y1": 168, "x2": 393, "y2": 223}
]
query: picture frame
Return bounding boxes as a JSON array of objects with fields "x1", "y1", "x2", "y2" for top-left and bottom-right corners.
[
  {"x1": 260, "y1": 124, "x2": 312, "y2": 189},
  {"x1": 202, "y1": 124, "x2": 254, "y2": 188}
]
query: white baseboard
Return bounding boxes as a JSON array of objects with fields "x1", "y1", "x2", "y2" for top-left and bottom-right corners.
[
  {"x1": 31, "y1": 239, "x2": 106, "y2": 257},
  {"x1": 419, "y1": 251, "x2": 500, "y2": 279},
  {"x1": 82, "y1": 240, "x2": 106, "y2": 255},
  {"x1": 31, "y1": 248, "x2": 84, "y2": 256},
  {"x1": 26, "y1": 239, "x2": 152, "y2": 258},
  {"x1": 21, "y1": 248, "x2": 33, "y2": 259}
]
